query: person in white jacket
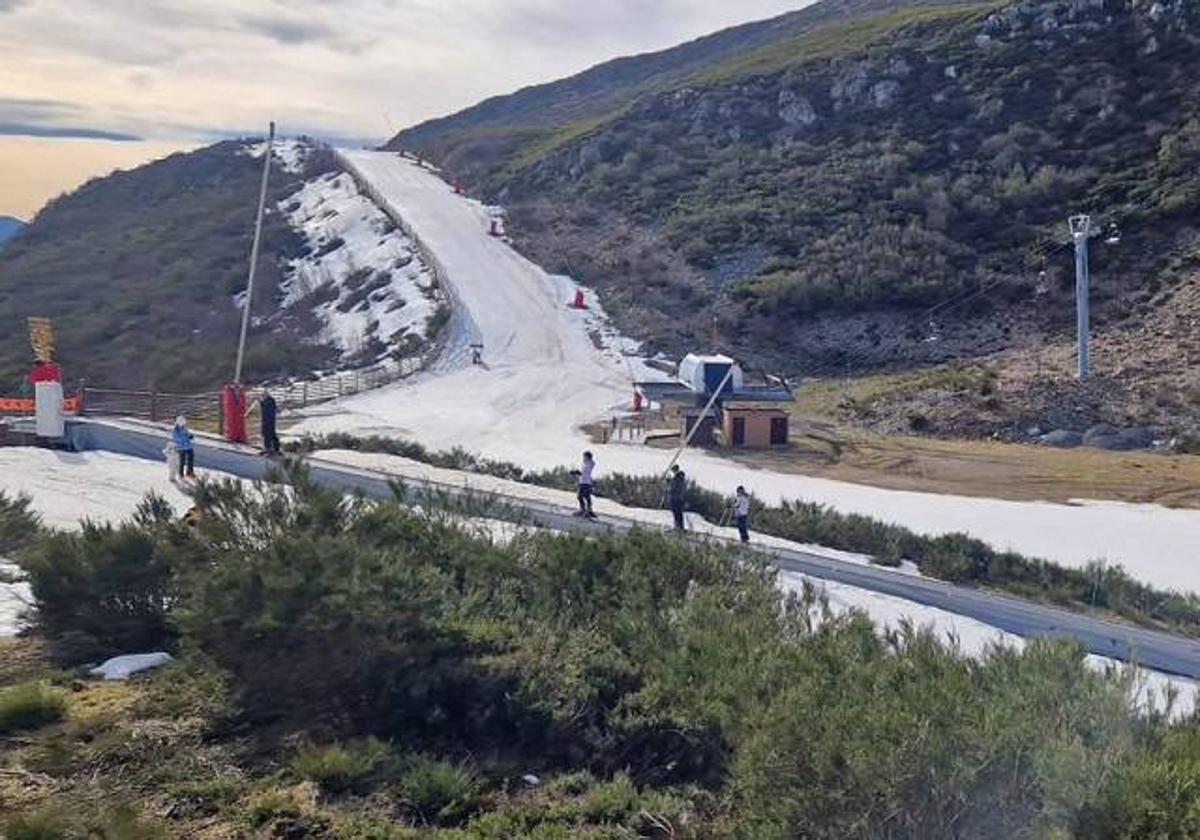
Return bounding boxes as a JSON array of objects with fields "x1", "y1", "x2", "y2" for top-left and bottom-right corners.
[
  {"x1": 575, "y1": 451, "x2": 596, "y2": 518},
  {"x1": 734, "y1": 486, "x2": 752, "y2": 544}
]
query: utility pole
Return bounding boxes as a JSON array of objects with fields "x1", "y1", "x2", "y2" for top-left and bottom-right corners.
[
  {"x1": 234, "y1": 121, "x2": 275, "y2": 385},
  {"x1": 1069, "y1": 214, "x2": 1091, "y2": 380}
]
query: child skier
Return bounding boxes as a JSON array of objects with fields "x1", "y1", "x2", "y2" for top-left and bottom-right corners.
[{"x1": 171, "y1": 416, "x2": 195, "y2": 479}]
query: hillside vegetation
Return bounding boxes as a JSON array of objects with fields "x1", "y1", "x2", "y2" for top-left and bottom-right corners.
[
  {"x1": 391, "y1": 0, "x2": 983, "y2": 176},
  {"x1": 0, "y1": 141, "x2": 339, "y2": 393},
  {"x1": 4, "y1": 477, "x2": 1200, "y2": 837},
  {"x1": 393, "y1": 0, "x2": 1200, "y2": 392}
]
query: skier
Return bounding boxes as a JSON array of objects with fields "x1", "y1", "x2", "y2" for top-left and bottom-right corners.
[
  {"x1": 733, "y1": 486, "x2": 752, "y2": 544},
  {"x1": 171, "y1": 415, "x2": 195, "y2": 479},
  {"x1": 246, "y1": 389, "x2": 280, "y2": 455},
  {"x1": 667, "y1": 464, "x2": 687, "y2": 531},
  {"x1": 574, "y1": 451, "x2": 597, "y2": 518}
]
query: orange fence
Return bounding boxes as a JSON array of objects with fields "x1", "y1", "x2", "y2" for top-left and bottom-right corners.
[{"x1": 0, "y1": 396, "x2": 81, "y2": 415}]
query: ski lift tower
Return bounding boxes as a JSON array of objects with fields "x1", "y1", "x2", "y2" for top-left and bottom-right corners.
[{"x1": 1069, "y1": 214, "x2": 1092, "y2": 380}]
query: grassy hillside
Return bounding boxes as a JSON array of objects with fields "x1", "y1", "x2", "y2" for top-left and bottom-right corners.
[
  {"x1": 389, "y1": 0, "x2": 982, "y2": 176},
  {"x1": 0, "y1": 141, "x2": 338, "y2": 394},
  {"x1": 4, "y1": 477, "x2": 1200, "y2": 837},
  {"x1": 392, "y1": 0, "x2": 1200, "y2": 392}
]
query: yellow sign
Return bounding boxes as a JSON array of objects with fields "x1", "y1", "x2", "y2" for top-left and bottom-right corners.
[{"x1": 28, "y1": 317, "x2": 55, "y2": 363}]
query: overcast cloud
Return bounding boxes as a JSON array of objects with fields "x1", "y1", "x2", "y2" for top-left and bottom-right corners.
[{"x1": 0, "y1": 0, "x2": 812, "y2": 146}]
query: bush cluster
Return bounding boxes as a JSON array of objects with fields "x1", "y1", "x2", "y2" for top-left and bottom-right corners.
[
  {"x1": 8, "y1": 467, "x2": 1200, "y2": 836},
  {"x1": 290, "y1": 434, "x2": 1200, "y2": 635}
]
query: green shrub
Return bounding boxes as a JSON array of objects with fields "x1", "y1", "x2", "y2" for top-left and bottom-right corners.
[
  {"x1": 0, "y1": 490, "x2": 39, "y2": 557},
  {"x1": 292, "y1": 738, "x2": 391, "y2": 793},
  {"x1": 165, "y1": 777, "x2": 243, "y2": 818},
  {"x1": 0, "y1": 682, "x2": 66, "y2": 733},
  {"x1": 1077, "y1": 727, "x2": 1200, "y2": 838},
  {"x1": 291, "y1": 432, "x2": 1200, "y2": 635},
  {"x1": 1, "y1": 811, "x2": 68, "y2": 840},
  {"x1": 246, "y1": 788, "x2": 305, "y2": 827},
  {"x1": 395, "y1": 756, "x2": 481, "y2": 826},
  {"x1": 22, "y1": 463, "x2": 1200, "y2": 833},
  {"x1": 15, "y1": 522, "x2": 173, "y2": 658},
  {"x1": 332, "y1": 815, "x2": 422, "y2": 839},
  {"x1": 580, "y1": 773, "x2": 642, "y2": 822}
]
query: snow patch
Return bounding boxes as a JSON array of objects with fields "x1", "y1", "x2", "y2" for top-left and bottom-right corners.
[
  {"x1": 0, "y1": 559, "x2": 29, "y2": 637},
  {"x1": 89, "y1": 652, "x2": 173, "y2": 681},
  {"x1": 241, "y1": 137, "x2": 308, "y2": 173},
  {"x1": 279, "y1": 171, "x2": 442, "y2": 364}
]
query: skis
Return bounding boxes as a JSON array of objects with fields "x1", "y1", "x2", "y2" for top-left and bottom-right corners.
[{"x1": 572, "y1": 511, "x2": 599, "y2": 520}]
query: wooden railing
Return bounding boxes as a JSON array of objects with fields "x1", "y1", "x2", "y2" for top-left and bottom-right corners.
[
  {"x1": 263, "y1": 354, "x2": 424, "y2": 409},
  {"x1": 74, "y1": 353, "x2": 425, "y2": 432},
  {"x1": 79, "y1": 387, "x2": 225, "y2": 432}
]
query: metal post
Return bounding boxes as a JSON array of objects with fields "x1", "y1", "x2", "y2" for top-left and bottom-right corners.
[
  {"x1": 1069, "y1": 214, "x2": 1091, "y2": 380},
  {"x1": 665, "y1": 365, "x2": 736, "y2": 476},
  {"x1": 234, "y1": 121, "x2": 275, "y2": 385}
]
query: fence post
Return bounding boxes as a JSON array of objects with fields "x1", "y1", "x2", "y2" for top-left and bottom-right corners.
[
  {"x1": 217, "y1": 392, "x2": 225, "y2": 437},
  {"x1": 303, "y1": 381, "x2": 308, "y2": 407},
  {"x1": 150, "y1": 390, "x2": 158, "y2": 423}
]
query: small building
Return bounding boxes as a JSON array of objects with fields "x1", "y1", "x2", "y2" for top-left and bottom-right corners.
[
  {"x1": 635, "y1": 352, "x2": 794, "y2": 450},
  {"x1": 721, "y1": 406, "x2": 789, "y2": 448},
  {"x1": 677, "y1": 353, "x2": 743, "y2": 395}
]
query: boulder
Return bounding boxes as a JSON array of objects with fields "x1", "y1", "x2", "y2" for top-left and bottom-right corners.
[
  {"x1": 1041, "y1": 429, "x2": 1083, "y2": 448},
  {"x1": 1082, "y1": 424, "x2": 1153, "y2": 451}
]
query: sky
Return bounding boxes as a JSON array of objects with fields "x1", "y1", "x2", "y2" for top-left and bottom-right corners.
[{"x1": 0, "y1": 0, "x2": 813, "y2": 219}]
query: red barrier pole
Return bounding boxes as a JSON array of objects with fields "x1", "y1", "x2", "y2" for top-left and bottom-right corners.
[{"x1": 222, "y1": 383, "x2": 248, "y2": 444}]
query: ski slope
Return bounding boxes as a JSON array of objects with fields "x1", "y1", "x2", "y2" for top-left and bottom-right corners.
[
  {"x1": 290, "y1": 151, "x2": 1200, "y2": 592},
  {"x1": 294, "y1": 150, "x2": 653, "y2": 457}
]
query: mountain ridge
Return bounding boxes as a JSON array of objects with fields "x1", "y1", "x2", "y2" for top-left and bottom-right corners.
[
  {"x1": 384, "y1": 0, "x2": 1200, "y2": 440},
  {"x1": 387, "y1": 0, "x2": 985, "y2": 172},
  {"x1": 387, "y1": 0, "x2": 1200, "y2": 357}
]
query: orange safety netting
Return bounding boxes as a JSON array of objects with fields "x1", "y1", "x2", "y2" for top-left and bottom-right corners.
[{"x1": 0, "y1": 396, "x2": 81, "y2": 415}]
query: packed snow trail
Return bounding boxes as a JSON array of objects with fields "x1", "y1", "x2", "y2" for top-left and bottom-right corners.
[
  {"x1": 291, "y1": 152, "x2": 1200, "y2": 591},
  {"x1": 295, "y1": 150, "x2": 647, "y2": 456}
]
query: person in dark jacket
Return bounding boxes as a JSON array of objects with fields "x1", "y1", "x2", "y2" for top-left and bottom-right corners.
[
  {"x1": 667, "y1": 464, "x2": 687, "y2": 530},
  {"x1": 247, "y1": 390, "x2": 280, "y2": 454}
]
